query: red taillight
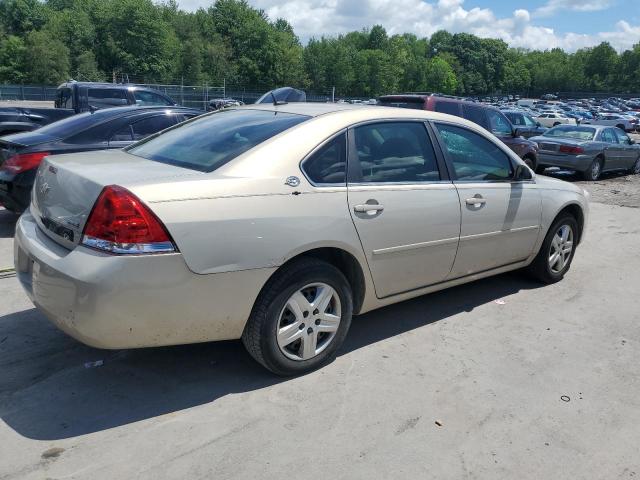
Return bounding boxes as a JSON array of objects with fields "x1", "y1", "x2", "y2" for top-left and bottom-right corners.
[
  {"x1": 559, "y1": 145, "x2": 584, "y2": 154},
  {"x1": 0, "y1": 152, "x2": 50, "y2": 174},
  {"x1": 82, "y1": 185, "x2": 176, "y2": 254}
]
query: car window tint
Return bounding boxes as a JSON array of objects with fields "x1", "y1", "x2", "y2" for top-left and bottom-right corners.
[
  {"x1": 434, "y1": 101, "x2": 460, "y2": 116},
  {"x1": 351, "y1": 122, "x2": 440, "y2": 183},
  {"x1": 486, "y1": 110, "x2": 513, "y2": 136},
  {"x1": 614, "y1": 129, "x2": 630, "y2": 144},
  {"x1": 435, "y1": 123, "x2": 513, "y2": 181},
  {"x1": 57, "y1": 88, "x2": 73, "y2": 109},
  {"x1": 133, "y1": 90, "x2": 174, "y2": 106},
  {"x1": 111, "y1": 125, "x2": 134, "y2": 142},
  {"x1": 87, "y1": 89, "x2": 129, "y2": 108},
  {"x1": 128, "y1": 109, "x2": 310, "y2": 172},
  {"x1": 523, "y1": 115, "x2": 537, "y2": 127},
  {"x1": 130, "y1": 115, "x2": 177, "y2": 140},
  {"x1": 505, "y1": 112, "x2": 525, "y2": 126},
  {"x1": 601, "y1": 129, "x2": 618, "y2": 143},
  {"x1": 463, "y1": 104, "x2": 488, "y2": 129},
  {"x1": 302, "y1": 134, "x2": 346, "y2": 185}
]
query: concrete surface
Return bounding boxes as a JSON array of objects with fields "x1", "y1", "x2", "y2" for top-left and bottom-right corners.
[{"x1": 1, "y1": 181, "x2": 640, "y2": 479}]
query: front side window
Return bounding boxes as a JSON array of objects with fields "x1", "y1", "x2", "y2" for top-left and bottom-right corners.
[
  {"x1": 600, "y1": 129, "x2": 618, "y2": 143},
  {"x1": 57, "y1": 88, "x2": 73, "y2": 109},
  {"x1": 128, "y1": 109, "x2": 310, "y2": 172},
  {"x1": 614, "y1": 129, "x2": 631, "y2": 144},
  {"x1": 486, "y1": 110, "x2": 513, "y2": 136},
  {"x1": 87, "y1": 89, "x2": 129, "y2": 108},
  {"x1": 302, "y1": 133, "x2": 346, "y2": 185},
  {"x1": 505, "y1": 112, "x2": 525, "y2": 126},
  {"x1": 435, "y1": 123, "x2": 513, "y2": 181},
  {"x1": 523, "y1": 115, "x2": 538, "y2": 127},
  {"x1": 133, "y1": 90, "x2": 174, "y2": 106},
  {"x1": 350, "y1": 122, "x2": 440, "y2": 183}
]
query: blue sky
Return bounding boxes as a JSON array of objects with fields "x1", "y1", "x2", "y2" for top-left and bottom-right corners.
[{"x1": 176, "y1": 0, "x2": 640, "y2": 51}]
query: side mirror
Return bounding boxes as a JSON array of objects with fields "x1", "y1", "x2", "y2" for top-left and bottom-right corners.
[
  {"x1": 515, "y1": 164, "x2": 532, "y2": 180},
  {"x1": 513, "y1": 128, "x2": 524, "y2": 138}
]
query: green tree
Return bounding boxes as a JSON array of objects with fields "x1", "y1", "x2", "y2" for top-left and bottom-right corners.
[
  {"x1": 0, "y1": 35, "x2": 27, "y2": 83},
  {"x1": 425, "y1": 56, "x2": 457, "y2": 94},
  {"x1": 23, "y1": 30, "x2": 70, "y2": 83}
]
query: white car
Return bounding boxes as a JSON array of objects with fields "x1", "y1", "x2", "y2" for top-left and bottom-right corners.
[
  {"x1": 534, "y1": 112, "x2": 578, "y2": 128},
  {"x1": 583, "y1": 114, "x2": 635, "y2": 132}
]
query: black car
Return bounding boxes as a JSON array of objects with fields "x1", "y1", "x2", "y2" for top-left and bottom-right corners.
[
  {"x1": 0, "y1": 81, "x2": 179, "y2": 137},
  {"x1": 502, "y1": 110, "x2": 547, "y2": 138},
  {"x1": 0, "y1": 106, "x2": 201, "y2": 212}
]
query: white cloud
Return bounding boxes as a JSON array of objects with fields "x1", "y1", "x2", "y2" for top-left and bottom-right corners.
[
  {"x1": 534, "y1": 0, "x2": 614, "y2": 17},
  {"x1": 175, "y1": 0, "x2": 640, "y2": 52}
]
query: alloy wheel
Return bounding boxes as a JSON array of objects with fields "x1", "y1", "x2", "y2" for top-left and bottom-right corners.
[
  {"x1": 633, "y1": 157, "x2": 640, "y2": 174},
  {"x1": 276, "y1": 283, "x2": 342, "y2": 361},
  {"x1": 548, "y1": 225, "x2": 574, "y2": 274},
  {"x1": 591, "y1": 160, "x2": 602, "y2": 180}
]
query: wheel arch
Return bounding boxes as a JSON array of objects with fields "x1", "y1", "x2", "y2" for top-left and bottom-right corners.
[
  {"x1": 553, "y1": 203, "x2": 585, "y2": 244},
  {"x1": 262, "y1": 246, "x2": 368, "y2": 315}
]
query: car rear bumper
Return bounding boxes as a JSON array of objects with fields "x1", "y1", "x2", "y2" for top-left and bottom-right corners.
[
  {"x1": 537, "y1": 153, "x2": 593, "y2": 171},
  {"x1": 14, "y1": 211, "x2": 276, "y2": 349}
]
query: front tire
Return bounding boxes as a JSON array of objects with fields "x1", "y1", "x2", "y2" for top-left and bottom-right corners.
[
  {"x1": 526, "y1": 214, "x2": 578, "y2": 284},
  {"x1": 242, "y1": 258, "x2": 353, "y2": 376}
]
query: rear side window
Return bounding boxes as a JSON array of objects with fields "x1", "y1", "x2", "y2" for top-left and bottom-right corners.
[
  {"x1": 302, "y1": 133, "x2": 346, "y2": 185},
  {"x1": 56, "y1": 88, "x2": 73, "y2": 109},
  {"x1": 435, "y1": 123, "x2": 513, "y2": 181},
  {"x1": 463, "y1": 104, "x2": 488, "y2": 129},
  {"x1": 601, "y1": 129, "x2": 618, "y2": 143},
  {"x1": 434, "y1": 101, "x2": 461, "y2": 116},
  {"x1": 88, "y1": 89, "x2": 129, "y2": 108},
  {"x1": 128, "y1": 109, "x2": 309, "y2": 172},
  {"x1": 130, "y1": 115, "x2": 176, "y2": 140},
  {"x1": 133, "y1": 90, "x2": 174, "y2": 106},
  {"x1": 505, "y1": 112, "x2": 525, "y2": 126},
  {"x1": 350, "y1": 122, "x2": 440, "y2": 183}
]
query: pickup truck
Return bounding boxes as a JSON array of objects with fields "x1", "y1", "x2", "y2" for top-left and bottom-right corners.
[{"x1": 0, "y1": 81, "x2": 177, "y2": 136}]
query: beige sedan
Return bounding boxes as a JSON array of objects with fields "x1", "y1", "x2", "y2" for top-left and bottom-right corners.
[{"x1": 14, "y1": 104, "x2": 589, "y2": 375}]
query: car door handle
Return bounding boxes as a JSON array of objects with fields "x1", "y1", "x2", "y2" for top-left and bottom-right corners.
[
  {"x1": 354, "y1": 204, "x2": 384, "y2": 213},
  {"x1": 465, "y1": 197, "x2": 486, "y2": 205}
]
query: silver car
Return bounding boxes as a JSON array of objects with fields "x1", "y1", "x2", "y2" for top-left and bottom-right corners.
[
  {"x1": 14, "y1": 104, "x2": 590, "y2": 375},
  {"x1": 531, "y1": 125, "x2": 640, "y2": 180}
]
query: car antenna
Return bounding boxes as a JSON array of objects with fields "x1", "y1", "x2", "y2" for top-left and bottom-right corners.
[{"x1": 271, "y1": 92, "x2": 287, "y2": 106}]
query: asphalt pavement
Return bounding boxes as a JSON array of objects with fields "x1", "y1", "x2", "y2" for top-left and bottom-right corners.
[{"x1": 1, "y1": 178, "x2": 639, "y2": 479}]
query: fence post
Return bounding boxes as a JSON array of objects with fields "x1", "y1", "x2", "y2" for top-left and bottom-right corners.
[{"x1": 20, "y1": 85, "x2": 24, "y2": 101}]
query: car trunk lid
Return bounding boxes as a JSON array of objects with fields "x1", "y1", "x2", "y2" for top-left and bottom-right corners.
[{"x1": 32, "y1": 149, "x2": 199, "y2": 250}]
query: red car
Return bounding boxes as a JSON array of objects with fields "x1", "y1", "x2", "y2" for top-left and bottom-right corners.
[{"x1": 379, "y1": 95, "x2": 540, "y2": 170}]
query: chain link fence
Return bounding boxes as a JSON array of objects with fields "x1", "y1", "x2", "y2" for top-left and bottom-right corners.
[{"x1": 0, "y1": 82, "x2": 361, "y2": 109}]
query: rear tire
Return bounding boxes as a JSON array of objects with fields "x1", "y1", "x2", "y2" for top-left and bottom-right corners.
[
  {"x1": 583, "y1": 157, "x2": 603, "y2": 181},
  {"x1": 526, "y1": 214, "x2": 578, "y2": 284},
  {"x1": 629, "y1": 156, "x2": 640, "y2": 175},
  {"x1": 242, "y1": 258, "x2": 353, "y2": 376}
]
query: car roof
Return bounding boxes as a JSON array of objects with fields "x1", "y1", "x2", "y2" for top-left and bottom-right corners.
[{"x1": 228, "y1": 103, "x2": 490, "y2": 132}]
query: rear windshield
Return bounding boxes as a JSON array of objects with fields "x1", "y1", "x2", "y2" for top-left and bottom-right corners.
[
  {"x1": 31, "y1": 110, "x2": 118, "y2": 138},
  {"x1": 543, "y1": 126, "x2": 596, "y2": 140},
  {"x1": 127, "y1": 109, "x2": 310, "y2": 172},
  {"x1": 378, "y1": 98, "x2": 425, "y2": 110}
]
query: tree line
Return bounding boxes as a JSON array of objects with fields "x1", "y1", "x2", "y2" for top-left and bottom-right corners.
[{"x1": 0, "y1": 0, "x2": 639, "y2": 97}]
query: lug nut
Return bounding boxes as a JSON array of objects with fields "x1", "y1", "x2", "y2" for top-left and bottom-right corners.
[
  {"x1": 299, "y1": 323, "x2": 305, "y2": 330},
  {"x1": 307, "y1": 327, "x2": 313, "y2": 334},
  {"x1": 315, "y1": 319, "x2": 320, "y2": 325},
  {"x1": 303, "y1": 311, "x2": 309, "y2": 318},
  {"x1": 313, "y1": 309, "x2": 319, "y2": 315}
]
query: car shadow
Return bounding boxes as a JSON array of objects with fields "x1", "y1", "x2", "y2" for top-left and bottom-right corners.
[
  {"x1": 0, "y1": 208, "x2": 18, "y2": 238},
  {"x1": 0, "y1": 272, "x2": 543, "y2": 440},
  {"x1": 541, "y1": 167, "x2": 631, "y2": 182}
]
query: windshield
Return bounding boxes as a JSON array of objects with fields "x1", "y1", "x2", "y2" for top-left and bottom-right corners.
[
  {"x1": 127, "y1": 109, "x2": 310, "y2": 172},
  {"x1": 543, "y1": 126, "x2": 596, "y2": 140}
]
